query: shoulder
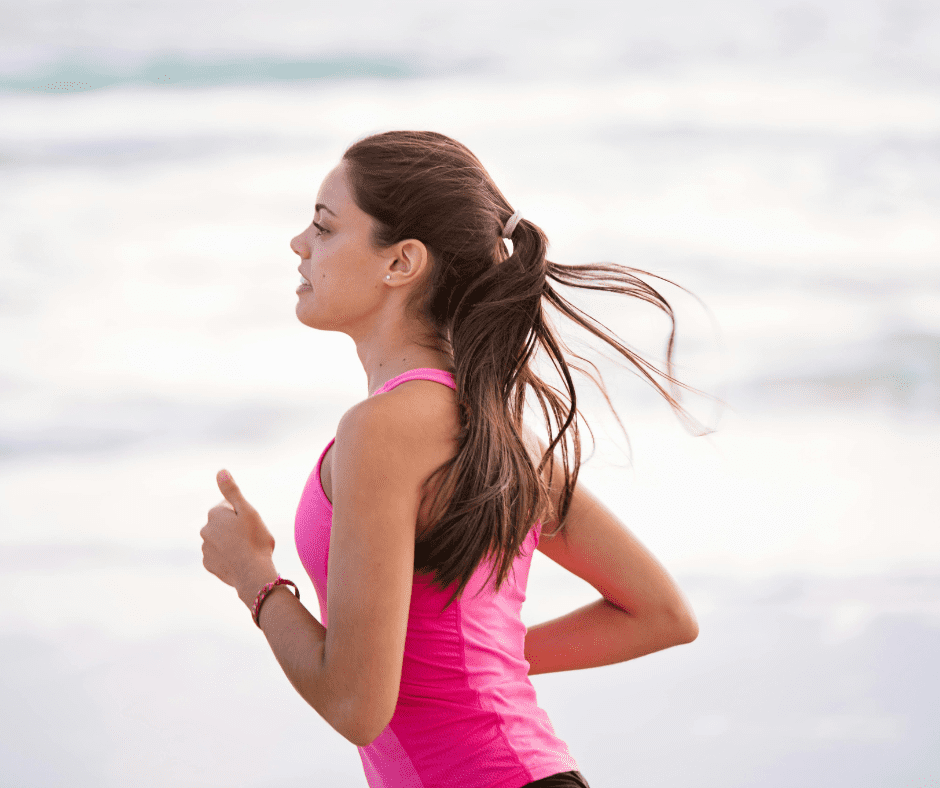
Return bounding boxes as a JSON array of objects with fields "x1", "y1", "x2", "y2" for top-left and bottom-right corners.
[
  {"x1": 377, "y1": 378, "x2": 457, "y2": 416},
  {"x1": 335, "y1": 383, "x2": 457, "y2": 486},
  {"x1": 346, "y1": 380, "x2": 458, "y2": 442}
]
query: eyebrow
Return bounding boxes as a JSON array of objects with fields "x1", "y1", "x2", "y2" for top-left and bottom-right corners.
[{"x1": 315, "y1": 203, "x2": 337, "y2": 217}]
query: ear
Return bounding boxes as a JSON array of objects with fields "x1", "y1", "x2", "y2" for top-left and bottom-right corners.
[{"x1": 392, "y1": 238, "x2": 432, "y2": 282}]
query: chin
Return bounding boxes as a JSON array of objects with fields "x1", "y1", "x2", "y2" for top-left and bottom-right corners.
[{"x1": 295, "y1": 300, "x2": 318, "y2": 329}]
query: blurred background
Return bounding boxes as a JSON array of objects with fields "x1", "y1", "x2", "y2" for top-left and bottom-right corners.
[{"x1": 1, "y1": 1, "x2": 939, "y2": 786}]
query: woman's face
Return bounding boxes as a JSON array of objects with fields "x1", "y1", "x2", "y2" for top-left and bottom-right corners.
[{"x1": 291, "y1": 160, "x2": 389, "y2": 333}]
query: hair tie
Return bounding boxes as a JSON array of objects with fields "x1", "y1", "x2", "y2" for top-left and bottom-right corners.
[{"x1": 501, "y1": 209, "x2": 523, "y2": 239}]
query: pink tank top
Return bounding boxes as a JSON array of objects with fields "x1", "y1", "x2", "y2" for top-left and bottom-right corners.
[{"x1": 294, "y1": 368, "x2": 580, "y2": 788}]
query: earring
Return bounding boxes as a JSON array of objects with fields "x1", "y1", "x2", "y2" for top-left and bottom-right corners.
[{"x1": 386, "y1": 275, "x2": 390, "y2": 280}]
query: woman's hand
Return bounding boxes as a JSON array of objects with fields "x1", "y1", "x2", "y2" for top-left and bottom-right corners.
[{"x1": 201, "y1": 470, "x2": 278, "y2": 607}]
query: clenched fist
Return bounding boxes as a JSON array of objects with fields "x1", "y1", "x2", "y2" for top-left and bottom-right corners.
[{"x1": 200, "y1": 469, "x2": 278, "y2": 607}]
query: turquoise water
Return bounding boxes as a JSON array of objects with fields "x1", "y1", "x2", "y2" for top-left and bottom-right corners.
[{"x1": 1, "y1": 53, "x2": 417, "y2": 93}]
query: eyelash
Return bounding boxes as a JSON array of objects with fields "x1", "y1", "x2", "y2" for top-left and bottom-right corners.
[{"x1": 312, "y1": 221, "x2": 328, "y2": 236}]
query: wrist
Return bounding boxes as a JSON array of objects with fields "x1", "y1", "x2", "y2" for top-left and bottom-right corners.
[
  {"x1": 236, "y1": 563, "x2": 279, "y2": 609},
  {"x1": 249, "y1": 576, "x2": 300, "y2": 629}
]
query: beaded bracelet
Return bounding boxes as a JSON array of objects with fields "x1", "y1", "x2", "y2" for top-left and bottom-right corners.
[{"x1": 251, "y1": 575, "x2": 299, "y2": 628}]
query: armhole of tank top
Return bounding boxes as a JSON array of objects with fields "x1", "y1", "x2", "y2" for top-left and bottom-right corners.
[{"x1": 316, "y1": 437, "x2": 335, "y2": 510}]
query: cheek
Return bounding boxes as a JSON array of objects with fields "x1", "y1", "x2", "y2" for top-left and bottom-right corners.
[{"x1": 323, "y1": 242, "x2": 367, "y2": 284}]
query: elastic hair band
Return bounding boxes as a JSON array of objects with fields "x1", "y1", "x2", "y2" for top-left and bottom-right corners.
[{"x1": 501, "y1": 209, "x2": 523, "y2": 239}]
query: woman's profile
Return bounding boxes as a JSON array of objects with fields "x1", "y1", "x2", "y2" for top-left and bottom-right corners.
[{"x1": 200, "y1": 130, "x2": 713, "y2": 788}]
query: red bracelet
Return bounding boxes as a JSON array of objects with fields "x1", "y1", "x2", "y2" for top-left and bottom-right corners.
[{"x1": 251, "y1": 575, "x2": 299, "y2": 628}]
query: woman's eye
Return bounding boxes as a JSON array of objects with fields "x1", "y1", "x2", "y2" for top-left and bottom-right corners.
[{"x1": 312, "y1": 221, "x2": 328, "y2": 236}]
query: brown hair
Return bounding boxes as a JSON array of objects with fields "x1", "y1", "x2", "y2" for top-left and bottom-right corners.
[{"x1": 342, "y1": 130, "x2": 723, "y2": 610}]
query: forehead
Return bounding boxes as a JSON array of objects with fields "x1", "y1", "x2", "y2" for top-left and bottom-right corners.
[{"x1": 316, "y1": 161, "x2": 353, "y2": 213}]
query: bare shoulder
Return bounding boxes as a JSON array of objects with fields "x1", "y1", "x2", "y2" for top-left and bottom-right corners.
[
  {"x1": 351, "y1": 381, "x2": 460, "y2": 461},
  {"x1": 342, "y1": 382, "x2": 460, "y2": 529},
  {"x1": 380, "y1": 379, "x2": 459, "y2": 430},
  {"x1": 339, "y1": 382, "x2": 454, "y2": 470}
]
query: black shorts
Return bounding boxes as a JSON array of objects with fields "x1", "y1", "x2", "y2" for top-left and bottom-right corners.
[{"x1": 521, "y1": 771, "x2": 591, "y2": 788}]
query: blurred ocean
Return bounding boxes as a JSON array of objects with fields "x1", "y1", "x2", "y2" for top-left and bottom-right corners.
[{"x1": 1, "y1": 1, "x2": 939, "y2": 785}]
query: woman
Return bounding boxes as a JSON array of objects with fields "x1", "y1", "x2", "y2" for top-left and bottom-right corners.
[{"x1": 201, "y1": 130, "x2": 711, "y2": 788}]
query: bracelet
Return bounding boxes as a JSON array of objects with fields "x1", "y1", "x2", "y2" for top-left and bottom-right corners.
[{"x1": 251, "y1": 575, "x2": 299, "y2": 628}]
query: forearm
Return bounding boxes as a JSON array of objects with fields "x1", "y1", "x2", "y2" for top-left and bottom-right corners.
[
  {"x1": 524, "y1": 596, "x2": 697, "y2": 675},
  {"x1": 236, "y1": 580, "x2": 351, "y2": 740}
]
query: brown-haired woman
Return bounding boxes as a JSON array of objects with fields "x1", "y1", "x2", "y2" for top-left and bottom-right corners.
[{"x1": 201, "y1": 130, "x2": 713, "y2": 788}]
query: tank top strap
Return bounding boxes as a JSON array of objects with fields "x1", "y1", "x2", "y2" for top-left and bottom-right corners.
[{"x1": 371, "y1": 367, "x2": 456, "y2": 396}]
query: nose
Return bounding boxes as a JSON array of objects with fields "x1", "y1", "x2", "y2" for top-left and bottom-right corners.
[{"x1": 290, "y1": 233, "x2": 307, "y2": 258}]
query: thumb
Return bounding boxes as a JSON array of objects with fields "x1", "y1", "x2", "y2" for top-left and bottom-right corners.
[{"x1": 217, "y1": 469, "x2": 247, "y2": 513}]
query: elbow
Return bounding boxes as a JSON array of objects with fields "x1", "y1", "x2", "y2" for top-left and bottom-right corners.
[
  {"x1": 347, "y1": 729, "x2": 375, "y2": 748},
  {"x1": 336, "y1": 717, "x2": 374, "y2": 748},
  {"x1": 654, "y1": 602, "x2": 698, "y2": 646},
  {"x1": 340, "y1": 701, "x2": 394, "y2": 748},
  {"x1": 677, "y1": 614, "x2": 699, "y2": 644},
  {"x1": 671, "y1": 607, "x2": 699, "y2": 644},
  {"x1": 347, "y1": 720, "x2": 388, "y2": 748},
  {"x1": 321, "y1": 668, "x2": 398, "y2": 747},
  {"x1": 348, "y1": 722, "x2": 382, "y2": 748}
]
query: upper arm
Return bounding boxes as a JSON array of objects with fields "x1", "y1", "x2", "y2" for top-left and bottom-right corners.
[
  {"x1": 325, "y1": 399, "x2": 428, "y2": 745},
  {"x1": 525, "y1": 424, "x2": 695, "y2": 627}
]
